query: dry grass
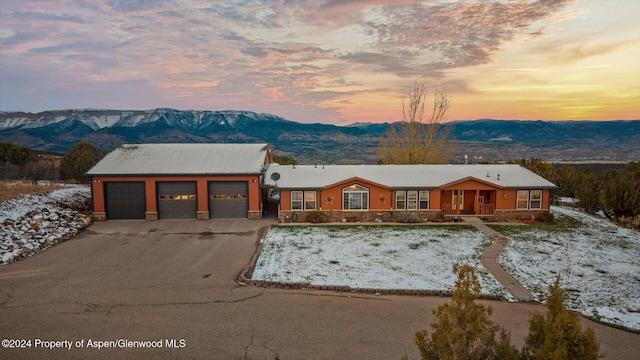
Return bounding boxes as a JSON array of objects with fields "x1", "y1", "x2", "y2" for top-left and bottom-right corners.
[{"x1": 0, "y1": 180, "x2": 62, "y2": 202}]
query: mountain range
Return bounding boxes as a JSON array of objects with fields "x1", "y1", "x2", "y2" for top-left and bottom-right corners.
[{"x1": 1, "y1": 108, "x2": 638, "y2": 164}]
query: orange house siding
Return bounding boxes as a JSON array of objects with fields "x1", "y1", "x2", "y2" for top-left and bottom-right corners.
[
  {"x1": 276, "y1": 175, "x2": 552, "y2": 222},
  {"x1": 91, "y1": 175, "x2": 262, "y2": 220}
]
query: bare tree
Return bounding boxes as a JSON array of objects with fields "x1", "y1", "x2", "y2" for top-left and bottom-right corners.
[{"x1": 378, "y1": 82, "x2": 456, "y2": 164}]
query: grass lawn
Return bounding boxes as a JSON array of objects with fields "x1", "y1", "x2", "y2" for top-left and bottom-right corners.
[
  {"x1": 0, "y1": 180, "x2": 61, "y2": 202},
  {"x1": 252, "y1": 224, "x2": 507, "y2": 296},
  {"x1": 253, "y1": 207, "x2": 640, "y2": 331},
  {"x1": 493, "y1": 206, "x2": 640, "y2": 331}
]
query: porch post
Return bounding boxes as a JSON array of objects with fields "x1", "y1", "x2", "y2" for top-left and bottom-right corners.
[
  {"x1": 456, "y1": 189, "x2": 461, "y2": 215},
  {"x1": 475, "y1": 190, "x2": 480, "y2": 215}
]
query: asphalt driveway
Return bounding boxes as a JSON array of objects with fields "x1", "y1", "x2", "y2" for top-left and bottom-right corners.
[{"x1": 0, "y1": 220, "x2": 638, "y2": 359}]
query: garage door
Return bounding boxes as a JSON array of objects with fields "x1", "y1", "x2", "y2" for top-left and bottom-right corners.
[
  {"x1": 105, "y1": 182, "x2": 146, "y2": 220},
  {"x1": 157, "y1": 182, "x2": 197, "y2": 219},
  {"x1": 208, "y1": 181, "x2": 248, "y2": 218}
]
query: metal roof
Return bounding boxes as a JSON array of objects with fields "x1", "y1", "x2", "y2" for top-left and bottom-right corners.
[
  {"x1": 86, "y1": 143, "x2": 270, "y2": 176},
  {"x1": 264, "y1": 164, "x2": 556, "y2": 189}
]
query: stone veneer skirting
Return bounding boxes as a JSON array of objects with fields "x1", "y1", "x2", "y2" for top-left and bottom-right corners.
[
  {"x1": 237, "y1": 225, "x2": 504, "y2": 301},
  {"x1": 279, "y1": 210, "x2": 443, "y2": 223},
  {"x1": 279, "y1": 209, "x2": 551, "y2": 223}
]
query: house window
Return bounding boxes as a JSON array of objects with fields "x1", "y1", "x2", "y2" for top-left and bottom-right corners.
[
  {"x1": 343, "y1": 184, "x2": 369, "y2": 210},
  {"x1": 407, "y1": 190, "x2": 418, "y2": 210},
  {"x1": 396, "y1": 190, "x2": 430, "y2": 210},
  {"x1": 291, "y1": 190, "x2": 316, "y2": 210},
  {"x1": 517, "y1": 190, "x2": 543, "y2": 209},
  {"x1": 304, "y1": 191, "x2": 317, "y2": 210},
  {"x1": 419, "y1": 190, "x2": 430, "y2": 210},
  {"x1": 291, "y1": 191, "x2": 303, "y2": 210},
  {"x1": 516, "y1": 190, "x2": 529, "y2": 209},
  {"x1": 530, "y1": 190, "x2": 542, "y2": 209},
  {"x1": 396, "y1": 191, "x2": 406, "y2": 210}
]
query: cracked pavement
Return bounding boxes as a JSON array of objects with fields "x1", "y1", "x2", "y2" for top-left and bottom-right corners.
[{"x1": 1, "y1": 220, "x2": 639, "y2": 359}]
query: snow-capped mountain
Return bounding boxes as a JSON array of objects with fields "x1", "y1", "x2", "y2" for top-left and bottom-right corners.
[
  {"x1": 0, "y1": 108, "x2": 291, "y2": 132},
  {"x1": 0, "y1": 108, "x2": 638, "y2": 163}
]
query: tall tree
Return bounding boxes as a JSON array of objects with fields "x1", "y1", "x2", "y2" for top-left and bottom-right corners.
[
  {"x1": 0, "y1": 142, "x2": 37, "y2": 165},
  {"x1": 599, "y1": 163, "x2": 640, "y2": 219},
  {"x1": 573, "y1": 169, "x2": 601, "y2": 214},
  {"x1": 378, "y1": 82, "x2": 456, "y2": 164},
  {"x1": 409, "y1": 263, "x2": 518, "y2": 360},
  {"x1": 511, "y1": 157, "x2": 556, "y2": 184},
  {"x1": 60, "y1": 142, "x2": 105, "y2": 182},
  {"x1": 521, "y1": 276, "x2": 600, "y2": 360},
  {"x1": 272, "y1": 154, "x2": 297, "y2": 165}
]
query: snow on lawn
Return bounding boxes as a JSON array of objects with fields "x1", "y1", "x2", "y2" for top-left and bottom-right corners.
[
  {"x1": 1, "y1": 184, "x2": 91, "y2": 265},
  {"x1": 252, "y1": 225, "x2": 507, "y2": 296},
  {"x1": 497, "y1": 206, "x2": 640, "y2": 331},
  {"x1": 0, "y1": 184, "x2": 90, "y2": 223}
]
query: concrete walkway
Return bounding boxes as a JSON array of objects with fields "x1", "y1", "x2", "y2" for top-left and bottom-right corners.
[{"x1": 462, "y1": 217, "x2": 534, "y2": 301}]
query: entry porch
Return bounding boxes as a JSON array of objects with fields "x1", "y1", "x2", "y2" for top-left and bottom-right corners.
[{"x1": 441, "y1": 189, "x2": 497, "y2": 216}]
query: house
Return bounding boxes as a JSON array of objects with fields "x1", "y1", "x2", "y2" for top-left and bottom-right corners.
[
  {"x1": 263, "y1": 164, "x2": 556, "y2": 222},
  {"x1": 86, "y1": 143, "x2": 272, "y2": 220}
]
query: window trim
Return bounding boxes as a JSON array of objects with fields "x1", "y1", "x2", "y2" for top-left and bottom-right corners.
[
  {"x1": 395, "y1": 189, "x2": 430, "y2": 210},
  {"x1": 516, "y1": 190, "x2": 543, "y2": 210},
  {"x1": 291, "y1": 190, "x2": 317, "y2": 211},
  {"x1": 342, "y1": 184, "x2": 369, "y2": 211},
  {"x1": 395, "y1": 190, "x2": 406, "y2": 210},
  {"x1": 516, "y1": 190, "x2": 529, "y2": 209},
  {"x1": 529, "y1": 190, "x2": 542, "y2": 210},
  {"x1": 304, "y1": 191, "x2": 317, "y2": 210},
  {"x1": 291, "y1": 190, "x2": 303, "y2": 210},
  {"x1": 407, "y1": 190, "x2": 418, "y2": 210},
  {"x1": 419, "y1": 190, "x2": 430, "y2": 210}
]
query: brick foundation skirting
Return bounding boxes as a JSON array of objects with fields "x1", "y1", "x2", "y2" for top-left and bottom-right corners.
[{"x1": 237, "y1": 225, "x2": 504, "y2": 301}]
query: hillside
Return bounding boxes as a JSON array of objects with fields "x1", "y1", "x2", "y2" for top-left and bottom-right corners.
[{"x1": 1, "y1": 109, "x2": 638, "y2": 163}]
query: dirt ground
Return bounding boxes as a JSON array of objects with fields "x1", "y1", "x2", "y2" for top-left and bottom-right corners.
[
  {"x1": 0, "y1": 219, "x2": 638, "y2": 359},
  {"x1": 0, "y1": 180, "x2": 62, "y2": 202}
]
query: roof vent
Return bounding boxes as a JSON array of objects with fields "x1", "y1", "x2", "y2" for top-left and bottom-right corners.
[
  {"x1": 497, "y1": 174, "x2": 500, "y2": 181},
  {"x1": 487, "y1": 172, "x2": 490, "y2": 177}
]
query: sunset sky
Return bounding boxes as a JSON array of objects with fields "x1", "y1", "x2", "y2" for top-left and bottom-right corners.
[{"x1": 1, "y1": 0, "x2": 638, "y2": 124}]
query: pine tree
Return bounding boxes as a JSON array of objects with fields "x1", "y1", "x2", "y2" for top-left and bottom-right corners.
[
  {"x1": 521, "y1": 276, "x2": 600, "y2": 360},
  {"x1": 60, "y1": 142, "x2": 104, "y2": 182},
  {"x1": 410, "y1": 263, "x2": 518, "y2": 360}
]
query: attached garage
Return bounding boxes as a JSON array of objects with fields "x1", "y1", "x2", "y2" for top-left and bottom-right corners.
[
  {"x1": 208, "y1": 181, "x2": 248, "y2": 218},
  {"x1": 157, "y1": 181, "x2": 197, "y2": 219},
  {"x1": 87, "y1": 143, "x2": 271, "y2": 221},
  {"x1": 104, "y1": 182, "x2": 146, "y2": 220}
]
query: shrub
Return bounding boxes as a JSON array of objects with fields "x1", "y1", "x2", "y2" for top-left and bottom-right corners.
[
  {"x1": 617, "y1": 215, "x2": 640, "y2": 230},
  {"x1": 409, "y1": 263, "x2": 518, "y2": 360},
  {"x1": 306, "y1": 210, "x2": 329, "y2": 223},
  {"x1": 521, "y1": 276, "x2": 600, "y2": 360},
  {"x1": 433, "y1": 212, "x2": 445, "y2": 222},
  {"x1": 535, "y1": 212, "x2": 555, "y2": 222},
  {"x1": 393, "y1": 212, "x2": 424, "y2": 223}
]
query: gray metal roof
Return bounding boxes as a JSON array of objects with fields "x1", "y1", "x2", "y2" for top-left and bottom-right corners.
[
  {"x1": 86, "y1": 143, "x2": 270, "y2": 176},
  {"x1": 264, "y1": 164, "x2": 556, "y2": 189}
]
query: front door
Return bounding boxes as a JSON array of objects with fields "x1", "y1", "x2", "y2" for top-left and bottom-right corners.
[{"x1": 452, "y1": 190, "x2": 464, "y2": 211}]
